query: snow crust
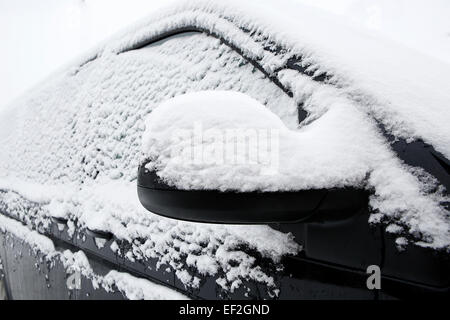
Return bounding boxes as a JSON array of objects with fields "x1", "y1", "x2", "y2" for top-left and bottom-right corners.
[{"x1": 143, "y1": 90, "x2": 381, "y2": 191}]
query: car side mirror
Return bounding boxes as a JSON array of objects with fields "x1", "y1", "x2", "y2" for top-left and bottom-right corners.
[{"x1": 137, "y1": 91, "x2": 368, "y2": 224}]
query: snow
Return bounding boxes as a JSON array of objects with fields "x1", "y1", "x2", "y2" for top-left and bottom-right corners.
[
  {"x1": 142, "y1": 90, "x2": 380, "y2": 191},
  {"x1": 0, "y1": 178, "x2": 74, "y2": 204},
  {"x1": 0, "y1": 0, "x2": 449, "y2": 298},
  {"x1": 142, "y1": 91, "x2": 286, "y2": 189}
]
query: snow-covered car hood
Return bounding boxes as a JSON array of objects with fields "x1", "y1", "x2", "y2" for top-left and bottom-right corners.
[{"x1": 0, "y1": 0, "x2": 449, "y2": 294}]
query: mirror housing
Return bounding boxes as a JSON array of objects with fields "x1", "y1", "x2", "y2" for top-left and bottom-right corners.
[{"x1": 137, "y1": 163, "x2": 368, "y2": 224}]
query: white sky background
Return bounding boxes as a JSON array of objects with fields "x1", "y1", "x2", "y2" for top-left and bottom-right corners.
[{"x1": 0, "y1": 0, "x2": 449, "y2": 109}]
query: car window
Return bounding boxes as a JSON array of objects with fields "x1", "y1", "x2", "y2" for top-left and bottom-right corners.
[{"x1": 1, "y1": 32, "x2": 297, "y2": 184}]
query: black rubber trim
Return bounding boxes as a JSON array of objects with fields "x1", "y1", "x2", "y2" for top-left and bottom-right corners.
[
  {"x1": 431, "y1": 150, "x2": 450, "y2": 176},
  {"x1": 85, "y1": 228, "x2": 113, "y2": 240},
  {"x1": 50, "y1": 216, "x2": 68, "y2": 224},
  {"x1": 121, "y1": 27, "x2": 294, "y2": 100},
  {"x1": 283, "y1": 255, "x2": 450, "y2": 298}
]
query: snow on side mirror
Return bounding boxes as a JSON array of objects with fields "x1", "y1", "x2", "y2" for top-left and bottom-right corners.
[{"x1": 137, "y1": 91, "x2": 367, "y2": 224}]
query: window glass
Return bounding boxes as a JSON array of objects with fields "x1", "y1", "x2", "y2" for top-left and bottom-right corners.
[{"x1": 1, "y1": 32, "x2": 297, "y2": 184}]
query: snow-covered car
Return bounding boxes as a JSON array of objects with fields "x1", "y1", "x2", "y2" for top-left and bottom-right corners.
[{"x1": 0, "y1": 0, "x2": 449, "y2": 300}]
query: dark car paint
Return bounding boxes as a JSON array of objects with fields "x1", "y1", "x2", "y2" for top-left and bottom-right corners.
[
  {"x1": 1, "y1": 27, "x2": 449, "y2": 299},
  {"x1": 0, "y1": 229, "x2": 125, "y2": 300}
]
